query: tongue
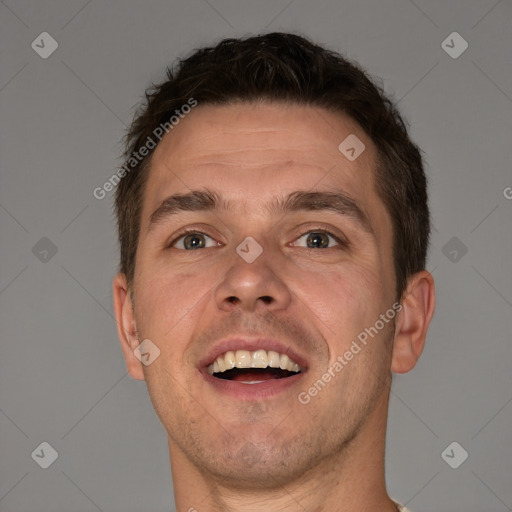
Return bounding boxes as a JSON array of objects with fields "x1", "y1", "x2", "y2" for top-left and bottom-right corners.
[{"x1": 230, "y1": 370, "x2": 281, "y2": 382}]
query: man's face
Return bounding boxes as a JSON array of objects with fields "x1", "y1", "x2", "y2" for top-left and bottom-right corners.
[{"x1": 129, "y1": 102, "x2": 397, "y2": 486}]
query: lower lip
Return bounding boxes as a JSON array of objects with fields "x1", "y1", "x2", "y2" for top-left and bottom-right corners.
[{"x1": 200, "y1": 369, "x2": 305, "y2": 400}]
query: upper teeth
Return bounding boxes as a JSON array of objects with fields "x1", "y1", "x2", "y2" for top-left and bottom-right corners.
[{"x1": 207, "y1": 350, "x2": 301, "y2": 375}]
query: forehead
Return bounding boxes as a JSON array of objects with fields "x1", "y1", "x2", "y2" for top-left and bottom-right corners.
[{"x1": 144, "y1": 102, "x2": 380, "y2": 210}]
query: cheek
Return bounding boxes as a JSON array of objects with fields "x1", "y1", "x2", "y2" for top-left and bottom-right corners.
[
  {"x1": 134, "y1": 263, "x2": 212, "y2": 338},
  {"x1": 293, "y1": 262, "x2": 390, "y2": 373},
  {"x1": 295, "y1": 259, "x2": 385, "y2": 326}
]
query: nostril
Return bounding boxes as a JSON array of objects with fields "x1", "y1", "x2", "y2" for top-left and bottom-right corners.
[{"x1": 226, "y1": 296, "x2": 273, "y2": 305}]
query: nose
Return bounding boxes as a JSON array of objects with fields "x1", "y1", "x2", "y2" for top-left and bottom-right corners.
[{"x1": 214, "y1": 247, "x2": 292, "y2": 313}]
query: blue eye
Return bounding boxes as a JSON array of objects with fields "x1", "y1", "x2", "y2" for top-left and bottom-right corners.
[
  {"x1": 293, "y1": 231, "x2": 342, "y2": 249},
  {"x1": 172, "y1": 232, "x2": 218, "y2": 250}
]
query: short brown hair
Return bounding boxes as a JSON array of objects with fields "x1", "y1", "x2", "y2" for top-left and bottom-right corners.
[{"x1": 115, "y1": 32, "x2": 430, "y2": 300}]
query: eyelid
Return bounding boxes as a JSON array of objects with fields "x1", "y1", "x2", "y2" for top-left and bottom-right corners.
[
  {"x1": 291, "y1": 228, "x2": 348, "y2": 248},
  {"x1": 166, "y1": 226, "x2": 349, "y2": 250},
  {"x1": 167, "y1": 228, "x2": 221, "y2": 249}
]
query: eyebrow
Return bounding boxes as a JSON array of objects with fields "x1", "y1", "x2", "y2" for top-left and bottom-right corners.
[{"x1": 148, "y1": 188, "x2": 374, "y2": 235}]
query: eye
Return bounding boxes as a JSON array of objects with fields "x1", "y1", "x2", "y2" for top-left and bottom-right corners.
[
  {"x1": 171, "y1": 231, "x2": 219, "y2": 250},
  {"x1": 292, "y1": 230, "x2": 343, "y2": 249}
]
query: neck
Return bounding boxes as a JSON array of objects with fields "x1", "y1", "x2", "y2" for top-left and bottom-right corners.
[{"x1": 170, "y1": 390, "x2": 398, "y2": 512}]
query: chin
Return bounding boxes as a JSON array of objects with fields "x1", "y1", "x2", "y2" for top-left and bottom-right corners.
[{"x1": 191, "y1": 437, "x2": 320, "y2": 490}]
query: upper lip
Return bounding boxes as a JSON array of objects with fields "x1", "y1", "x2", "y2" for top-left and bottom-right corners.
[{"x1": 199, "y1": 336, "x2": 309, "y2": 371}]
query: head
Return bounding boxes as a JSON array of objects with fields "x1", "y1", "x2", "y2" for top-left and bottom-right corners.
[{"x1": 113, "y1": 32, "x2": 434, "y2": 491}]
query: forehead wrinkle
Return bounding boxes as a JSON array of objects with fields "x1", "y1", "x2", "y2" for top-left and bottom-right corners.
[{"x1": 181, "y1": 151, "x2": 336, "y2": 171}]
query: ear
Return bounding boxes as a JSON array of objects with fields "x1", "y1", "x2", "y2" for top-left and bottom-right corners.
[
  {"x1": 113, "y1": 273, "x2": 145, "y2": 381},
  {"x1": 391, "y1": 270, "x2": 435, "y2": 373}
]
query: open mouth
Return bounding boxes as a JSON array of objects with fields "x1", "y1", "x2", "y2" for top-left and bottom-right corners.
[
  {"x1": 213, "y1": 367, "x2": 300, "y2": 383},
  {"x1": 207, "y1": 349, "x2": 302, "y2": 384}
]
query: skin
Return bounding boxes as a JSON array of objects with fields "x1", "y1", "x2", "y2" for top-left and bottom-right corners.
[{"x1": 113, "y1": 102, "x2": 435, "y2": 512}]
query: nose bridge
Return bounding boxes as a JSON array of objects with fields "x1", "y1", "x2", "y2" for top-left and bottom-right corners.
[{"x1": 213, "y1": 238, "x2": 291, "y2": 312}]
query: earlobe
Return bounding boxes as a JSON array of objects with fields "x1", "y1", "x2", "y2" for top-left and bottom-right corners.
[
  {"x1": 113, "y1": 273, "x2": 145, "y2": 381},
  {"x1": 391, "y1": 270, "x2": 435, "y2": 374}
]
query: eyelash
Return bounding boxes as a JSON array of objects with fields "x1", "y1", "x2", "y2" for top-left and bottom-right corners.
[
  {"x1": 293, "y1": 230, "x2": 348, "y2": 249},
  {"x1": 168, "y1": 228, "x2": 220, "y2": 249},
  {"x1": 168, "y1": 227, "x2": 348, "y2": 250}
]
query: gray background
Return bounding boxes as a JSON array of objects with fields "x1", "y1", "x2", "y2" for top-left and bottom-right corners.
[{"x1": 1, "y1": 0, "x2": 511, "y2": 511}]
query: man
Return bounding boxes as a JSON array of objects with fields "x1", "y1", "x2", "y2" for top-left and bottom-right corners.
[{"x1": 113, "y1": 32, "x2": 435, "y2": 512}]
